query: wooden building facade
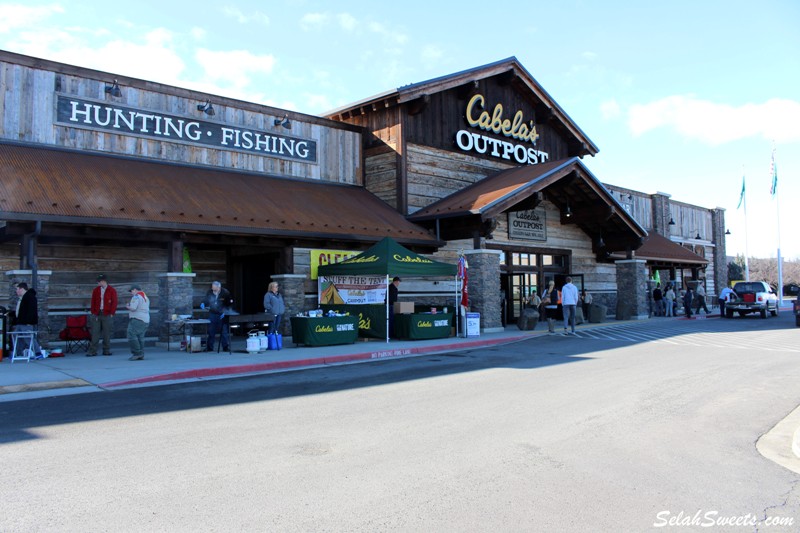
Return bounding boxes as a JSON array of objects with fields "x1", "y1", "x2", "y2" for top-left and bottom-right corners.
[
  {"x1": 326, "y1": 58, "x2": 726, "y2": 327},
  {"x1": 0, "y1": 50, "x2": 442, "y2": 344},
  {"x1": 0, "y1": 51, "x2": 727, "y2": 347}
]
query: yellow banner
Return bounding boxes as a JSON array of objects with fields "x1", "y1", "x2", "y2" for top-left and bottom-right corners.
[{"x1": 310, "y1": 249, "x2": 360, "y2": 279}]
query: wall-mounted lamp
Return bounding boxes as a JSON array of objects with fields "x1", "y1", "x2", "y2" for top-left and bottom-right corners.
[
  {"x1": 196, "y1": 101, "x2": 215, "y2": 116},
  {"x1": 695, "y1": 232, "x2": 701, "y2": 240},
  {"x1": 627, "y1": 194, "x2": 633, "y2": 200},
  {"x1": 668, "y1": 217, "x2": 676, "y2": 226},
  {"x1": 597, "y1": 231, "x2": 605, "y2": 248},
  {"x1": 273, "y1": 114, "x2": 291, "y2": 129},
  {"x1": 725, "y1": 229, "x2": 731, "y2": 235},
  {"x1": 104, "y1": 79, "x2": 122, "y2": 97},
  {"x1": 564, "y1": 203, "x2": 572, "y2": 218}
]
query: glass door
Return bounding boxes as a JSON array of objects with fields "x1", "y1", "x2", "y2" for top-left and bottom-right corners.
[{"x1": 509, "y1": 273, "x2": 538, "y2": 323}]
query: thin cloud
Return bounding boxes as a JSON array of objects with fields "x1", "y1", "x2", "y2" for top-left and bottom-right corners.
[
  {"x1": 300, "y1": 12, "x2": 328, "y2": 30},
  {"x1": 337, "y1": 13, "x2": 357, "y2": 32},
  {"x1": 195, "y1": 48, "x2": 276, "y2": 89},
  {"x1": 222, "y1": 6, "x2": 270, "y2": 26},
  {"x1": 0, "y1": 3, "x2": 64, "y2": 32},
  {"x1": 600, "y1": 99, "x2": 621, "y2": 120},
  {"x1": 629, "y1": 95, "x2": 800, "y2": 145}
]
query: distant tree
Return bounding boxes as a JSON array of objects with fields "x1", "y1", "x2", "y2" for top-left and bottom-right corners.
[{"x1": 727, "y1": 260, "x2": 744, "y2": 284}]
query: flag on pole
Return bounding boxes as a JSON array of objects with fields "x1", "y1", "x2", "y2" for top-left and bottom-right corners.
[
  {"x1": 458, "y1": 255, "x2": 468, "y2": 307},
  {"x1": 737, "y1": 176, "x2": 745, "y2": 209},
  {"x1": 769, "y1": 148, "x2": 778, "y2": 197}
]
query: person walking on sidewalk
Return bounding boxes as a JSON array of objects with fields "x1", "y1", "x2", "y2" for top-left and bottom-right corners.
[
  {"x1": 694, "y1": 282, "x2": 710, "y2": 315},
  {"x1": 126, "y1": 285, "x2": 150, "y2": 360},
  {"x1": 683, "y1": 286, "x2": 694, "y2": 318},
  {"x1": 88, "y1": 274, "x2": 118, "y2": 356},
  {"x1": 561, "y1": 277, "x2": 579, "y2": 335},
  {"x1": 542, "y1": 280, "x2": 559, "y2": 334}
]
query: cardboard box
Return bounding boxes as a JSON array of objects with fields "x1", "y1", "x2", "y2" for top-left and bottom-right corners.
[{"x1": 394, "y1": 301, "x2": 414, "y2": 314}]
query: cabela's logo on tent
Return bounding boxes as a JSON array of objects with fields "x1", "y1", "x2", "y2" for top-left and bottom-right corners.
[
  {"x1": 393, "y1": 254, "x2": 433, "y2": 264},
  {"x1": 455, "y1": 94, "x2": 550, "y2": 165}
]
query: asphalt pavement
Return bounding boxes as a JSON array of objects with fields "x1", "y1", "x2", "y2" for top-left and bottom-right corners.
[{"x1": 2, "y1": 305, "x2": 800, "y2": 480}]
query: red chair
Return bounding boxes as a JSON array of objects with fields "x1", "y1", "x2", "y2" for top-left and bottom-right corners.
[{"x1": 58, "y1": 315, "x2": 91, "y2": 353}]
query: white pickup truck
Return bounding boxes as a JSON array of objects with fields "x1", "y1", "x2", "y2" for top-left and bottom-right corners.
[{"x1": 725, "y1": 281, "x2": 779, "y2": 319}]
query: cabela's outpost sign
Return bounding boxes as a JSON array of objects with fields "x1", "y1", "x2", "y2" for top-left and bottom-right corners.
[
  {"x1": 55, "y1": 95, "x2": 318, "y2": 163},
  {"x1": 508, "y1": 208, "x2": 547, "y2": 241},
  {"x1": 455, "y1": 94, "x2": 550, "y2": 165}
]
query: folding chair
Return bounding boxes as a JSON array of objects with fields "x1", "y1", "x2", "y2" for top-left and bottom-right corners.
[{"x1": 59, "y1": 315, "x2": 91, "y2": 353}]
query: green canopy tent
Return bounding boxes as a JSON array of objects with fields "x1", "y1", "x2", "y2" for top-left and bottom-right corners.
[{"x1": 317, "y1": 237, "x2": 458, "y2": 341}]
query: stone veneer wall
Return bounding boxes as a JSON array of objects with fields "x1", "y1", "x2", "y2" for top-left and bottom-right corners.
[
  {"x1": 615, "y1": 260, "x2": 649, "y2": 320},
  {"x1": 464, "y1": 249, "x2": 503, "y2": 333},
  {"x1": 157, "y1": 273, "x2": 196, "y2": 343}
]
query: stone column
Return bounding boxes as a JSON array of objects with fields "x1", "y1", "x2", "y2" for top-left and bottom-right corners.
[
  {"x1": 712, "y1": 207, "x2": 728, "y2": 290},
  {"x1": 464, "y1": 249, "x2": 503, "y2": 333},
  {"x1": 272, "y1": 274, "x2": 306, "y2": 337},
  {"x1": 157, "y1": 272, "x2": 196, "y2": 345},
  {"x1": 651, "y1": 192, "x2": 673, "y2": 237},
  {"x1": 615, "y1": 260, "x2": 649, "y2": 320},
  {"x1": 6, "y1": 269, "x2": 53, "y2": 347}
]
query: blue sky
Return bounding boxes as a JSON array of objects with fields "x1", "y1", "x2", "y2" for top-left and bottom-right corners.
[{"x1": 1, "y1": 0, "x2": 798, "y2": 260}]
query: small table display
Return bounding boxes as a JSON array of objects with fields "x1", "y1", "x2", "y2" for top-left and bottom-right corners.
[
  {"x1": 393, "y1": 312, "x2": 453, "y2": 340},
  {"x1": 290, "y1": 314, "x2": 359, "y2": 346}
]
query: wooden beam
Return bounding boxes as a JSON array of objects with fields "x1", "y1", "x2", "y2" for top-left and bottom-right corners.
[{"x1": 407, "y1": 94, "x2": 430, "y2": 116}]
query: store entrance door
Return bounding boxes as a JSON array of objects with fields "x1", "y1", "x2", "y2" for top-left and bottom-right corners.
[
  {"x1": 231, "y1": 252, "x2": 280, "y2": 314},
  {"x1": 504, "y1": 272, "x2": 539, "y2": 325}
]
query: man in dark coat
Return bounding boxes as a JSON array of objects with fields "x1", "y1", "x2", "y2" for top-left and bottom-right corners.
[
  {"x1": 12, "y1": 282, "x2": 40, "y2": 356},
  {"x1": 202, "y1": 281, "x2": 233, "y2": 351},
  {"x1": 683, "y1": 286, "x2": 694, "y2": 318}
]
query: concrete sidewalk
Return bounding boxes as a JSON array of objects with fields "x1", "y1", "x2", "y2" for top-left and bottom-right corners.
[
  {"x1": 0, "y1": 307, "x2": 734, "y2": 402},
  {"x1": 0, "y1": 325, "x2": 544, "y2": 401}
]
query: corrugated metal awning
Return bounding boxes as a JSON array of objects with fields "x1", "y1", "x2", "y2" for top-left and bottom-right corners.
[
  {"x1": 622, "y1": 232, "x2": 708, "y2": 267},
  {"x1": 0, "y1": 142, "x2": 440, "y2": 246}
]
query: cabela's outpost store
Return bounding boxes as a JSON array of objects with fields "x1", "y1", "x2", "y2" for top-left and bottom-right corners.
[{"x1": 0, "y1": 50, "x2": 725, "y2": 346}]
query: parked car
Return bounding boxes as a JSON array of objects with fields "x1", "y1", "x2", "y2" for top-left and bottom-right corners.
[
  {"x1": 725, "y1": 281, "x2": 779, "y2": 319},
  {"x1": 784, "y1": 283, "x2": 800, "y2": 297},
  {"x1": 794, "y1": 297, "x2": 800, "y2": 327}
]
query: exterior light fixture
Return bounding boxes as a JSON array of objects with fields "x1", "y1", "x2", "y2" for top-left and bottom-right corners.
[
  {"x1": 104, "y1": 79, "x2": 122, "y2": 97},
  {"x1": 197, "y1": 101, "x2": 215, "y2": 116},
  {"x1": 668, "y1": 217, "x2": 676, "y2": 226},
  {"x1": 725, "y1": 229, "x2": 731, "y2": 235},
  {"x1": 273, "y1": 114, "x2": 291, "y2": 129}
]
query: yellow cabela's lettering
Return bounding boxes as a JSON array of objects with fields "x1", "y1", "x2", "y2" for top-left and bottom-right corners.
[
  {"x1": 465, "y1": 93, "x2": 539, "y2": 145},
  {"x1": 416, "y1": 320, "x2": 433, "y2": 328},
  {"x1": 343, "y1": 254, "x2": 380, "y2": 264},
  {"x1": 358, "y1": 313, "x2": 371, "y2": 330},
  {"x1": 393, "y1": 254, "x2": 433, "y2": 263},
  {"x1": 314, "y1": 325, "x2": 333, "y2": 333}
]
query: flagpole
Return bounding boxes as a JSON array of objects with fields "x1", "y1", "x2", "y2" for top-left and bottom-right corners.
[
  {"x1": 741, "y1": 166, "x2": 750, "y2": 281},
  {"x1": 772, "y1": 145, "x2": 783, "y2": 308}
]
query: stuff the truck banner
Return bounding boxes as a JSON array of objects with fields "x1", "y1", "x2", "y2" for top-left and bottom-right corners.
[{"x1": 318, "y1": 275, "x2": 387, "y2": 305}]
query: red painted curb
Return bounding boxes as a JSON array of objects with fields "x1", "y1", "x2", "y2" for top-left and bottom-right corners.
[{"x1": 99, "y1": 335, "x2": 527, "y2": 389}]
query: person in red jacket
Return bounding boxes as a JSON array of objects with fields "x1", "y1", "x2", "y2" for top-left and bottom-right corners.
[{"x1": 87, "y1": 274, "x2": 118, "y2": 356}]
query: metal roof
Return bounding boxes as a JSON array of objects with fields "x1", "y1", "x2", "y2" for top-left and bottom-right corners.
[{"x1": 0, "y1": 142, "x2": 440, "y2": 245}]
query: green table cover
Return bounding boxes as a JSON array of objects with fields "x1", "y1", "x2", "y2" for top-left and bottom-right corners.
[{"x1": 290, "y1": 315, "x2": 359, "y2": 346}]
